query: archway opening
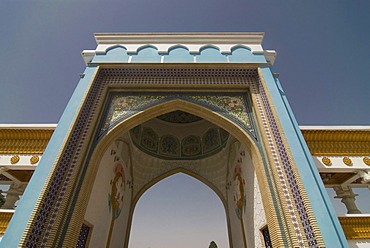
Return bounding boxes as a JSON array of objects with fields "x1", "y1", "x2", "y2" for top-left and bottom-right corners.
[{"x1": 128, "y1": 173, "x2": 229, "y2": 248}]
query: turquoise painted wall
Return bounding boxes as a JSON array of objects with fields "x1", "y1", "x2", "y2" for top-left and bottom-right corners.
[
  {"x1": 259, "y1": 66, "x2": 348, "y2": 248},
  {"x1": 0, "y1": 66, "x2": 99, "y2": 247}
]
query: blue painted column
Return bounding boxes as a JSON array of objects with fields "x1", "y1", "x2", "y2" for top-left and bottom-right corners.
[
  {"x1": 259, "y1": 66, "x2": 348, "y2": 248},
  {"x1": 0, "y1": 66, "x2": 98, "y2": 247}
]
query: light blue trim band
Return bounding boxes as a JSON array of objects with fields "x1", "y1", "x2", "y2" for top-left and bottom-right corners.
[
  {"x1": 259, "y1": 66, "x2": 348, "y2": 248},
  {"x1": 0, "y1": 66, "x2": 98, "y2": 248}
]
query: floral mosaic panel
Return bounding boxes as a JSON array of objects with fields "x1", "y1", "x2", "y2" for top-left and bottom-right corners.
[{"x1": 101, "y1": 94, "x2": 256, "y2": 140}]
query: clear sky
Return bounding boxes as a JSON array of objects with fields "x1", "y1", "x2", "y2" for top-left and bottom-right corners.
[{"x1": 1, "y1": 1, "x2": 370, "y2": 247}]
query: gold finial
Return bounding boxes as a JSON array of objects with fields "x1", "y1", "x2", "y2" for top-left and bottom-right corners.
[
  {"x1": 322, "y1": 157, "x2": 332, "y2": 166},
  {"x1": 343, "y1": 157, "x2": 352, "y2": 166}
]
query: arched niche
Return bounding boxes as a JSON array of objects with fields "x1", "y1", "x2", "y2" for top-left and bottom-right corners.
[
  {"x1": 71, "y1": 99, "x2": 273, "y2": 248},
  {"x1": 163, "y1": 46, "x2": 193, "y2": 63},
  {"x1": 130, "y1": 45, "x2": 161, "y2": 63},
  {"x1": 228, "y1": 46, "x2": 266, "y2": 63},
  {"x1": 92, "y1": 46, "x2": 130, "y2": 63},
  {"x1": 196, "y1": 46, "x2": 227, "y2": 63},
  {"x1": 128, "y1": 172, "x2": 229, "y2": 248}
]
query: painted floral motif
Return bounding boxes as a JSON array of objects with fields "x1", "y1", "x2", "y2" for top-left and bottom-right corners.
[
  {"x1": 188, "y1": 95, "x2": 253, "y2": 131},
  {"x1": 182, "y1": 135, "x2": 201, "y2": 156},
  {"x1": 102, "y1": 95, "x2": 167, "y2": 133},
  {"x1": 160, "y1": 135, "x2": 180, "y2": 157},
  {"x1": 107, "y1": 163, "x2": 126, "y2": 247},
  {"x1": 233, "y1": 163, "x2": 246, "y2": 219},
  {"x1": 141, "y1": 127, "x2": 158, "y2": 152}
]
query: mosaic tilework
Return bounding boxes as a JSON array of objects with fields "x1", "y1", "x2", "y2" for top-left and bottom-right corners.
[
  {"x1": 159, "y1": 135, "x2": 180, "y2": 157},
  {"x1": 24, "y1": 68, "x2": 258, "y2": 247},
  {"x1": 203, "y1": 128, "x2": 220, "y2": 153},
  {"x1": 102, "y1": 94, "x2": 256, "y2": 140},
  {"x1": 76, "y1": 224, "x2": 90, "y2": 248},
  {"x1": 157, "y1": 110, "x2": 203, "y2": 123},
  {"x1": 25, "y1": 71, "x2": 105, "y2": 247},
  {"x1": 261, "y1": 226, "x2": 272, "y2": 248},
  {"x1": 256, "y1": 75, "x2": 318, "y2": 247},
  {"x1": 130, "y1": 126, "x2": 228, "y2": 159},
  {"x1": 181, "y1": 135, "x2": 202, "y2": 157}
]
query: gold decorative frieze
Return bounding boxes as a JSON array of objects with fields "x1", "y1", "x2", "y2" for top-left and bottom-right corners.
[
  {"x1": 321, "y1": 157, "x2": 332, "y2": 166},
  {"x1": 343, "y1": 157, "x2": 352, "y2": 166},
  {"x1": 30, "y1": 156, "x2": 39, "y2": 164},
  {"x1": 301, "y1": 129, "x2": 370, "y2": 156},
  {"x1": 0, "y1": 129, "x2": 53, "y2": 154},
  {"x1": 363, "y1": 157, "x2": 370, "y2": 166},
  {"x1": 0, "y1": 211, "x2": 14, "y2": 234},
  {"x1": 10, "y1": 155, "x2": 20, "y2": 164},
  {"x1": 338, "y1": 216, "x2": 370, "y2": 239}
]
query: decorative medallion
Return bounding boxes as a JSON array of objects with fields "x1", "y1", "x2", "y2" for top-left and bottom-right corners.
[
  {"x1": 363, "y1": 157, "x2": 370, "y2": 166},
  {"x1": 30, "y1": 156, "x2": 39, "y2": 164},
  {"x1": 343, "y1": 157, "x2": 352, "y2": 166},
  {"x1": 10, "y1": 155, "x2": 20, "y2": 164},
  {"x1": 321, "y1": 157, "x2": 332, "y2": 166}
]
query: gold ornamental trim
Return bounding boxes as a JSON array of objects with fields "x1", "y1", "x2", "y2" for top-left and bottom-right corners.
[
  {"x1": 338, "y1": 216, "x2": 370, "y2": 239},
  {"x1": 10, "y1": 155, "x2": 20, "y2": 164},
  {"x1": 322, "y1": 157, "x2": 332, "y2": 166},
  {"x1": 0, "y1": 129, "x2": 53, "y2": 154},
  {"x1": 301, "y1": 129, "x2": 370, "y2": 156},
  {"x1": 30, "y1": 156, "x2": 40, "y2": 164},
  {"x1": 363, "y1": 157, "x2": 370, "y2": 166},
  {"x1": 0, "y1": 212, "x2": 14, "y2": 234},
  {"x1": 343, "y1": 157, "x2": 352, "y2": 166}
]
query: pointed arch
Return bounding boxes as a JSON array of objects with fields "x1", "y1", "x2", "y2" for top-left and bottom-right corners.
[
  {"x1": 132, "y1": 168, "x2": 227, "y2": 209},
  {"x1": 69, "y1": 98, "x2": 274, "y2": 248},
  {"x1": 94, "y1": 99, "x2": 260, "y2": 162}
]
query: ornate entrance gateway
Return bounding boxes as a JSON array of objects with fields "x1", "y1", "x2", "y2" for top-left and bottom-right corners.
[{"x1": 1, "y1": 33, "x2": 348, "y2": 247}]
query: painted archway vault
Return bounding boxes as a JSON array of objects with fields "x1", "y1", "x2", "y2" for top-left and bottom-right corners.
[{"x1": 16, "y1": 66, "x2": 332, "y2": 248}]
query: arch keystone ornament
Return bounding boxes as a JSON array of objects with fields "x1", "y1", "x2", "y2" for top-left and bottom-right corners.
[{"x1": 2, "y1": 33, "x2": 348, "y2": 248}]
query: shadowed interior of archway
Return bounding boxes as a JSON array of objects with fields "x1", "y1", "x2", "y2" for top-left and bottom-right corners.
[{"x1": 128, "y1": 173, "x2": 229, "y2": 248}]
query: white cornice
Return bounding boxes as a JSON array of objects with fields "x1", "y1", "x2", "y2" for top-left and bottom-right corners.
[
  {"x1": 299, "y1": 126, "x2": 370, "y2": 130},
  {"x1": 94, "y1": 32, "x2": 265, "y2": 45},
  {"x1": 0, "y1": 124, "x2": 57, "y2": 130}
]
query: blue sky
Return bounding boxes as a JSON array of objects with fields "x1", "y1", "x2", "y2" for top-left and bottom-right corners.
[{"x1": 1, "y1": 1, "x2": 370, "y2": 247}]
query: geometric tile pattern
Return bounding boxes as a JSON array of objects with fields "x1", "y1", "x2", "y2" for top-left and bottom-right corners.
[
  {"x1": 75, "y1": 224, "x2": 90, "y2": 248},
  {"x1": 261, "y1": 226, "x2": 272, "y2": 248},
  {"x1": 256, "y1": 76, "x2": 318, "y2": 247},
  {"x1": 130, "y1": 126, "x2": 228, "y2": 159}
]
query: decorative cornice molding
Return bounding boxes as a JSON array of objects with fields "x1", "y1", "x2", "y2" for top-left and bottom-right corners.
[
  {"x1": 0, "y1": 129, "x2": 54, "y2": 154},
  {"x1": 338, "y1": 216, "x2": 370, "y2": 239},
  {"x1": 94, "y1": 32, "x2": 265, "y2": 45},
  {"x1": 301, "y1": 129, "x2": 370, "y2": 156}
]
